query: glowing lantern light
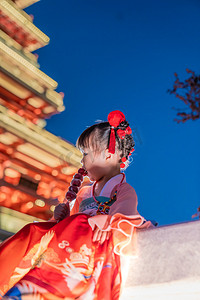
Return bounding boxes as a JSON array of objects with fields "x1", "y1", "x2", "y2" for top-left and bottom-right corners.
[
  {"x1": 52, "y1": 170, "x2": 58, "y2": 176},
  {"x1": 50, "y1": 205, "x2": 55, "y2": 212},
  {"x1": 34, "y1": 174, "x2": 41, "y2": 180},
  {"x1": 26, "y1": 201, "x2": 34, "y2": 209},
  {"x1": 35, "y1": 199, "x2": 45, "y2": 207},
  {"x1": 4, "y1": 168, "x2": 21, "y2": 185},
  {"x1": 37, "y1": 181, "x2": 50, "y2": 198}
]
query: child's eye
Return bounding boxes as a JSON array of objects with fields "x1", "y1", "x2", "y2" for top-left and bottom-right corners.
[{"x1": 83, "y1": 152, "x2": 88, "y2": 156}]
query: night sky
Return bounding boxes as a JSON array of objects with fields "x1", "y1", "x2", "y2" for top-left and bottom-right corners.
[{"x1": 25, "y1": 0, "x2": 200, "y2": 226}]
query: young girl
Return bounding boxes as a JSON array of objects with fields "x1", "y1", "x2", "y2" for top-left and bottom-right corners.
[{"x1": 0, "y1": 110, "x2": 152, "y2": 300}]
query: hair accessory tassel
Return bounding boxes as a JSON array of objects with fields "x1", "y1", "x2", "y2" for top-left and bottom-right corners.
[
  {"x1": 109, "y1": 126, "x2": 116, "y2": 154},
  {"x1": 107, "y1": 110, "x2": 126, "y2": 154}
]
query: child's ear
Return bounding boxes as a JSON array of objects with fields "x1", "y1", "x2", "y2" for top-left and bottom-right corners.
[{"x1": 105, "y1": 149, "x2": 112, "y2": 160}]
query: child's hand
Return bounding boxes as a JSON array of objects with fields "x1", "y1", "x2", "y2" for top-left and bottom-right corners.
[
  {"x1": 54, "y1": 202, "x2": 70, "y2": 221},
  {"x1": 92, "y1": 225, "x2": 111, "y2": 245}
]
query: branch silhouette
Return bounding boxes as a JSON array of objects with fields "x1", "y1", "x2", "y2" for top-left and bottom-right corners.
[{"x1": 168, "y1": 69, "x2": 200, "y2": 123}]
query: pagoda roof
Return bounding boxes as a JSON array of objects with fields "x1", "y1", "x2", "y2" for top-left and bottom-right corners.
[
  {"x1": 0, "y1": 38, "x2": 64, "y2": 102},
  {"x1": 11, "y1": 0, "x2": 39, "y2": 9},
  {"x1": 0, "y1": 105, "x2": 82, "y2": 167},
  {"x1": 0, "y1": 68, "x2": 64, "y2": 116},
  {"x1": 0, "y1": 71, "x2": 64, "y2": 124},
  {"x1": 0, "y1": 0, "x2": 49, "y2": 51},
  {"x1": 0, "y1": 29, "x2": 39, "y2": 68}
]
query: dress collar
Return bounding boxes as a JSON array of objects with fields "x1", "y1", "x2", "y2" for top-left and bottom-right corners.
[{"x1": 90, "y1": 173, "x2": 126, "y2": 198}]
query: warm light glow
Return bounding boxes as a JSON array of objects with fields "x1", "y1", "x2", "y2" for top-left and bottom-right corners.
[
  {"x1": 35, "y1": 199, "x2": 45, "y2": 207},
  {"x1": 26, "y1": 201, "x2": 34, "y2": 209},
  {"x1": 4, "y1": 168, "x2": 21, "y2": 185},
  {"x1": 51, "y1": 187, "x2": 65, "y2": 199},
  {"x1": 0, "y1": 193, "x2": 6, "y2": 201},
  {"x1": 52, "y1": 170, "x2": 58, "y2": 176},
  {"x1": 6, "y1": 148, "x2": 13, "y2": 154},
  {"x1": 17, "y1": 143, "x2": 62, "y2": 167},
  {"x1": 50, "y1": 205, "x2": 55, "y2": 212},
  {"x1": 42, "y1": 106, "x2": 55, "y2": 114},
  {"x1": 0, "y1": 186, "x2": 10, "y2": 193},
  {"x1": 37, "y1": 182, "x2": 50, "y2": 198},
  {"x1": 0, "y1": 105, "x2": 82, "y2": 167},
  {"x1": 34, "y1": 108, "x2": 41, "y2": 115},
  {"x1": 9, "y1": 163, "x2": 28, "y2": 175},
  {"x1": 11, "y1": 190, "x2": 21, "y2": 203},
  {"x1": 34, "y1": 174, "x2": 41, "y2": 180},
  {"x1": 61, "y1": 166, "x2": 77, "y2": 175},
  {"x1": 14, "y1": 152, "x2": 45, "y2": 170},
  {"x1": 0, "y1": 71, "x2": 30, "y2": 98},
  {"x1": 0, "y1": 132, "x2": 19, "y2": 145},
  {"x1": 4, "y1": 168, "x2": 20, "y2": 178},
  {"x1": 17, "y1": 109, "x2": 24, "y2": 116},
  {"x1": 28, "y1": 97, "x2": 45, "y2": 108}
]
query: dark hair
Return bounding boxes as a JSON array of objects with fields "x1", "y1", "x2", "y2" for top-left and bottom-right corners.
[{"x1": 76, "y1": 120, "x2": 135, "y2": 166}]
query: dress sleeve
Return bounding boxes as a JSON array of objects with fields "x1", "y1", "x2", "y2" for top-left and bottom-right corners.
[
  {"x1": 70, "y1": 186, "x2": 91, "y2": 215},
  {"x1": 70, "y1": 196, "x2": 81, "y2": 215},
  {"x1": 109, "y1": 182, "x2": 139, "y2": 216}
]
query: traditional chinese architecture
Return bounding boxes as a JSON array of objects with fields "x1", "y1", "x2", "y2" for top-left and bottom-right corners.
[{"x1": 0, "y1": 0, "x2": 82, "y2": 238}]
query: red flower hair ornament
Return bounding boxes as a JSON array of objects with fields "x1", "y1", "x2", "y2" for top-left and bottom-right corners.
[
  {"x1": 117, "y1": 126, "x2": 132, "y2": 139},
  {"x1": 107, "y1": 110, "x2": 133, "y2": 155}
]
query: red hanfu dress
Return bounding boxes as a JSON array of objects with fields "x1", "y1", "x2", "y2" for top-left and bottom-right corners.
[{"x1": 0, "y1": 174, "x2": 152, "y2": 299}]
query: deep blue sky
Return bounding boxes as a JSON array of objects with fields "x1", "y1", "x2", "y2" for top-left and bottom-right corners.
[{"x1": 25, "y1": 0, "x2": 200, "y2": 226}]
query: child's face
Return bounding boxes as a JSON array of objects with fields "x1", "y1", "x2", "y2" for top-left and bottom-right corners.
[
  {"x1": 80, "y1": 134, "x2": 121, "y2": 182},
  {"x1": 81, "y1": 146, "x2": 108, "y2": 182}
]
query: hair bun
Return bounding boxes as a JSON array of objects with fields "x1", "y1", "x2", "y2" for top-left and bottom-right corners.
[{"x1": 107, "y1": 110, "x2": 125, "y2": 127}]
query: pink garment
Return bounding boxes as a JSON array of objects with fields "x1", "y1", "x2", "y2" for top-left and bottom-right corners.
[{"x1": 70, "y1": 173, "x2": 139, "y2": 216}]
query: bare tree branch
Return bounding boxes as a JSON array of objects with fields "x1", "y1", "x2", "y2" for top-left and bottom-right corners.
[{"x1": 168, "y1": 69, "x2": 200, "y2": 123}]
